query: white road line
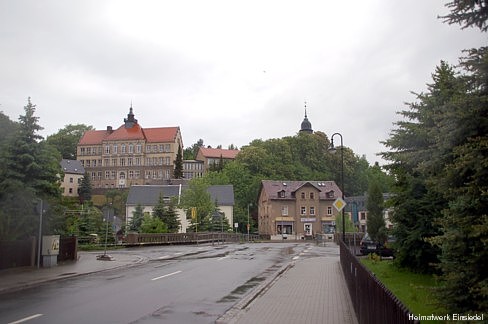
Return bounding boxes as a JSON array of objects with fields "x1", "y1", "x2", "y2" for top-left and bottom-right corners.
[
  {"x1": 151, "y1": 270, "x2": 182, "y2": 281},
  {"x1": 292, "y1": 256, "x2": 300, "y2": 260},
  {"x1": 174, "y1": 252, "x2": 183, "y2": 255},
  {"x1": 218, "y1": 256, "x2": 228, "y2": 261},
  {"x1": 157, "y1": 255, "x2": 170, "y2": 259},
  {"x1": 8, "y1": 314, "x2": 43, "y2": 324}
]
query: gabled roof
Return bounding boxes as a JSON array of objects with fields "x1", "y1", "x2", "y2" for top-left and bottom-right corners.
[
  {"x1": 60, "y1": 159, "x2": 85, "y2": 175},
  {"x1": 198, "y1": 147, "x2": 239, "y2": 159},
  {"x1": 260, "y1": 180, "x2": 342, "y2": 200},
  {"x1": 126, "y1": 184, "x2": 234, "y2": 206}
]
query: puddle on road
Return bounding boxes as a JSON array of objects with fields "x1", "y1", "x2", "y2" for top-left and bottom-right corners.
[{"x1": 218, "y1": 276, "x2": 266, "y2": 303}]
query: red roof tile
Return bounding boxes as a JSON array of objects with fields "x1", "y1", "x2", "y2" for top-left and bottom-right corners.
[
  {"x1": 78, "y1": 130, "x2": 109, "y2": 145},
  {"x1": 199, "y1": 147, "x2": 240, "y2": 159},
  {"x1": 143, "y1": 127, "x2": 180, "y2": 143},
  {"x1": 78, "y1": 125, "x2": 180, "y2": 145}
]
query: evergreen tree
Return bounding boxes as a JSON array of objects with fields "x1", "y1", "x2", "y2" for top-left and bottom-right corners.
[
  {"x1": 173, "y1": 145, "x2": 184, "y2": 179},
  {"x1": 129, "y1": 204, "x2": 144, "y2": 232},
  {"x1": 365, "y1": 180, "x2": 386, "y2": 243},
  {"x1": 429, "y1": 48, "x2": 488, "y2": 314},
  {"x1": 440, "y1": 0, "x2": 488, "y2": 32},
  {"x1": 162, "y1": 198, "x2": 181, "y2": 233},
  {"x1": 78, "y1": 172, "x2": 92, "y2": 204}
]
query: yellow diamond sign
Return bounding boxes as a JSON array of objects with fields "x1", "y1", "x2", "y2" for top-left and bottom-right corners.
[{"x1": 333, "y1": 197, "x2": 346, "y2": 212}]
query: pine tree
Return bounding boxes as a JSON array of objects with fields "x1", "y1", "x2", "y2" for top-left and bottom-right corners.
[
  {"x1": 129, "y1": 204, "x2": 144, "y2": 232},
  {"x1": 366, "y1": 180, "x2": 386, "y2": 243},
  {"x1": 173, "y1": 145, "x2": 184, "y2": 179},
  {"x1": 78, "y1": 172, "x2": 92, "y2": 204}
]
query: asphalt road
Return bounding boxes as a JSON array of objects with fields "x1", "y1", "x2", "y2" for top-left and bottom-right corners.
[{"x1": 0, "y1": 242, "x2": 311, "y2": 324}]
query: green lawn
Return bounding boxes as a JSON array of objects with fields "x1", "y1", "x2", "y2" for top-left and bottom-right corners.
[{"x1": 360, "y1": 257, "x2": 447, "y2": 318}]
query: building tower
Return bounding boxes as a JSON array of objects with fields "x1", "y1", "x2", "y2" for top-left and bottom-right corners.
[{"x1": 300, "y1": 103, "x2": 313, "y2": 134}]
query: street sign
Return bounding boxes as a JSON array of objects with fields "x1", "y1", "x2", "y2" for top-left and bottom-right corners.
[{"x1": 333, "y1": 197, "x2": 346, "y2": 212}]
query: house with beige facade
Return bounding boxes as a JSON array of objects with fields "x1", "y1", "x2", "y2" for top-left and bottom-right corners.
[
  {"x1": 77, "y1": 107, "x2": 183, "y2": 189},
  {"x1": 196, "y1": 147, "x2": 239, "y2": 172},
  {"x1": 59, "y1": 159, "x2": 85, "y2": 197},
  {"x1": 258, "y1": 180, "x2": 343, "y2": 240}
]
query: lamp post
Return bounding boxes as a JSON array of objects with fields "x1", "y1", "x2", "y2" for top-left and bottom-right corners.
[
  {"x1": 247, "y1": 203, "x2": 251, "y2": 242},
  {"x1": 35, "y1": 199, "x2": 43, "y2": 269},
  {"x1": 330, "y1": 132, "x2": 345, "y2": 242}
]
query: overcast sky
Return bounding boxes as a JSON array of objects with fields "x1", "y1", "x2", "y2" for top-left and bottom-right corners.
[{"x1": 0, "y1": 1, "x2": 485, "y2": 164}]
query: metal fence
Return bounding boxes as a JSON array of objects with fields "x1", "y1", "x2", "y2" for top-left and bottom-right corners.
[
  {"x1": 125, "y1": 232, "x2": 260, "y2": 246},
  {"x1": 340, "y1": 240, "x2": 418, "y2": 324}
]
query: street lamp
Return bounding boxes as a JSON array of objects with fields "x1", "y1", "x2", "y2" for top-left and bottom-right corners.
[
  {"x1": 247, "y1": 203, "x2": 251, "y2": 242},
  {"x1": 329, "y1": 132, "x2": 345, "y2": 242}
]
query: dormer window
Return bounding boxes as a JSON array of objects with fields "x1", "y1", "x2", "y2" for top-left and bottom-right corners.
[
  {"x1": 326, "y1": 190, "x2": 335, "y2": 198},
  {"x1": 279, "y1": 190, "x2": 286, "y2": 198}
]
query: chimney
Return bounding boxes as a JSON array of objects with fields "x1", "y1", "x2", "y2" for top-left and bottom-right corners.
[{"x1": 107, "y1": 126, "x2": 113, "y2": 133}]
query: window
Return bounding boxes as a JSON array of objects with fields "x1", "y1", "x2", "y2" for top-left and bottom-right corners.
[
  {"x1": 279, "y1": 191, "x2": 285, "y2": 198},
  {"x1": 128, "y1": 157, "x2": 133, "y2": 166},
  {"x1": 91, "y1": 172, "x2": 96, "y2": 180},
  {"x1": 129, "y1": 170, "x2": 134, "y2": 179},
  {"x1": 104, "y1": 159, "x2": 110, "y2": 166},
  {"x1": 113, "y1": 145, "x2": 118, "y2": 154},
  {"x1": 97, "y1": 171, "x2": 102, "y2": 180},
  {"x1": 105, "y1": 145, "x2": 110, "y2": 154},
  {"x1": 301, "y1": 192, "x2": 306, "y2": 199},
  {"x1": 301, "y1": 206, "x2": 306, "y2": 215},
  {"x1": 86, "y1": 160, "x2": 91, "y2": 167},
  {"x1": 136, "y1": 144, "x2": 142, "y2": 153},
  {"x1": 128, "y1": 144, "x2": 134, "y2": 153},
  {"x1": 105, "y1": 171, "x2": 110, "y2": 179},
  {"x1": 80, "y1": 147, "x2": 85, "y2": 155},
  {"x1": 120, "y1": 158, "x2": 125, "y2": 166},
  {"x1": 135, "y1": 157, "x2": 141, "y2": 166},
  {"x1": 119, "y1": 172, "x2": 126, "y2": 179},
  {"x1": 360, "y1": 212, "x2": 366, "y2": 220},
  {"x1": 92, "y1": 160, "x2": 97, "y2": 167},
  {"x1": 69, "y1": 177, "x2": 73, "y2": 183},
  {"x1": 146, "y1": 145, "x2": 151, "y2": 153},
  {"x1": 310, "y1": 206, "x2": 315, "y2": 215},
  {"x1": 327, "y1": 206, "x2": 332, "y2": 215},
  {"x1": 111, "y1": 171, "x2": 116, "y2": 179},
  {"x1": 112, "y1": 158, "x2": 117, "y2": 167},
  {"x1": 281, "y1": 205, "x2": 288, "y2": 216},
  {"x1": 310, "y1": 192, "x2": 315, "y2": 200},
  {"x1": 326, "y1": 191, "x2": 335, "y2": 198},
  {"x1": 134, "y1": 170, "x2": 140, "y2": 179},
  {"x1": 69, "y1": 188, "x2": 73, "y2": 194},
  {"x1": 165, "y1": 157, "x2": 171, "y2": 165},
  {"x1": 165, "y1": 144, "x2": 171, "y2": 152},
  {"x1": 159, "y1": 144, "x2": 164, "y2": 152},
  {"x1": 121, "y1": 144, "x2": 126, "y2": 154}
]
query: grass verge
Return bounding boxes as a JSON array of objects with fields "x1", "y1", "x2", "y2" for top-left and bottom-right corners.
[{"x1": 360, "y1": 256, "x2": 446, "y2": 318}]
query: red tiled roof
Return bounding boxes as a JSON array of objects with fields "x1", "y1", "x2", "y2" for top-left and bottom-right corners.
[
  {"x1": 199, "y1": 147, "x2": 240, "y2": 159},
  {"x1": 106, "y1": 124, "x2": 145, "y2": 141},
  {"x1": 143, "y1": 127, "x2": 180, "y2": 143},
  {"x1": 78, "y1": 125, "x2": 180, "y2": 145},
  {"x1": 78, "y1": 130, "x2": 109, "y2": 145}
]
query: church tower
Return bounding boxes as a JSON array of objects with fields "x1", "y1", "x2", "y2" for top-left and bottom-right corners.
[{"x1": 299, "y1": 103, "x2": 313, "y2": 134}]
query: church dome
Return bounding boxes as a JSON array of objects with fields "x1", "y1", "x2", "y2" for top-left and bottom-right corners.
[{"x1": 300, "y1": 110, "x2": 313, "y2": 134}]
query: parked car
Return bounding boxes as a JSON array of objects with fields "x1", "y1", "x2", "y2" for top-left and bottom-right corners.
[{"x1": 360, "y1": 233, "x2": 396, "y2": 257}]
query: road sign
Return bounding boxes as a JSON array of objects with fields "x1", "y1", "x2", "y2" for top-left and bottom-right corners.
[{"x1": 333, "y1": 197, "x2": 346, "y2": 212}]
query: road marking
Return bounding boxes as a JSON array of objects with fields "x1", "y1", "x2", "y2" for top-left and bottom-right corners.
[
  {"x1": 8, "y1": 314, "x2": 43, "y2": 324},
  {"x1": 157, "y1": 255, "x2": 170, "y2": 259},
  {"x1": 218, "y1": 256, "x2": 228, "y2": 261},
  {"x1": 174, "y1": 252, "x2": 183, "y2": 255},
  {"x1": 292, "y1": 256, "x2": 300, "y2": 260},
  {"x1": 151, "y1": 270, "x2": 182, "y2": 281}
]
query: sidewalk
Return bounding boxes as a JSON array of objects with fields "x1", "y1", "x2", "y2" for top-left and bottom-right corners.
[
  {"x1": 218, "y1": 247, "x2": 358, "y2": 324},
  {"x1": 0, "y1": 250, "x2": 146, "y2": 295}
]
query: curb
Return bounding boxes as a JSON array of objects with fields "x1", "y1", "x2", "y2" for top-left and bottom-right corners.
[{"x1": 216, "y1": 260, "x2": 296, "y2": 324}]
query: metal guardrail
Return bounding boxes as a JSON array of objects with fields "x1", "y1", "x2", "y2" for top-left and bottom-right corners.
[
  {"x1": 339, "y1": 240, "x2": 418, "y2": 324},
  {"x1": 125, "y1": 232, "x2": 261, "y2": 246}
]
